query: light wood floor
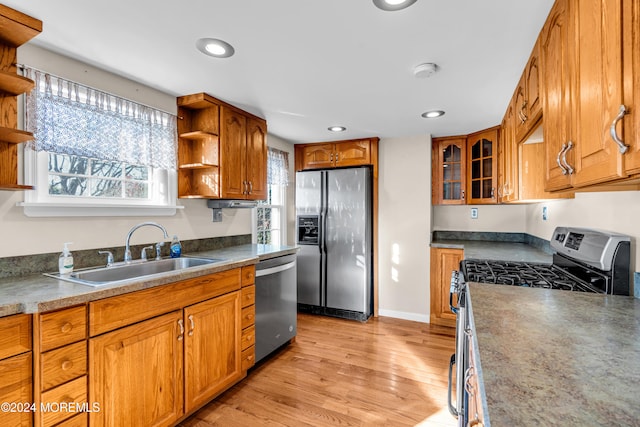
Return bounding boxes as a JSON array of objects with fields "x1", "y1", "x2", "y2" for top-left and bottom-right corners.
[{"x1": 180, "y1": 313, "x2": 456, "y2": 427}]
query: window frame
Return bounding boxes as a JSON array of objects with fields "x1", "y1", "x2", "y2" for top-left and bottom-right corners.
[{"x1": 253, "y1": 184, "x2": 287, "y2": 246}]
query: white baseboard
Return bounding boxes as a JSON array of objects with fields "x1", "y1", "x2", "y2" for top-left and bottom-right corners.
[{"x1": 377, "y1": 309, "x2": 429, "y2": 323}]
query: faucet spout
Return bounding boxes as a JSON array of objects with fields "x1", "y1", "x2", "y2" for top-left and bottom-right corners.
[{"x1": 124, "y1": 222, "x2": 170, "y2": 263}]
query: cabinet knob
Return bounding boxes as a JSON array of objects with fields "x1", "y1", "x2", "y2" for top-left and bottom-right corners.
[
  {"x1": 61, "y1": 360, "x2": 73, "y2": 371},
  {"x1": 61, "y1": 322, "x2": 73, "y2": 333}
]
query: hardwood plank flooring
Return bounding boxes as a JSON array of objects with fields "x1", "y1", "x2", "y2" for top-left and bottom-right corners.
[{"x1": 180, "y1": 313, "x2": 456, "y2": 427}]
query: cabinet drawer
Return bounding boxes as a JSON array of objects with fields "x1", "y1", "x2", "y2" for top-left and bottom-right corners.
[
  {"x1": 0, "y1": 352, "x2": 32, "y2": 427},
  {"x1": 40, "y1": 306, "x2": 87, "y2": 352},
  {"x1": 0, "y1": 313, "x2": 31, "y2": 359},
  {"x1": 241, "y1": 305, "x2": 255, "y2": 330},
  {"x1": 241, "y1": 346, "x2": 255, "y2": 371},
  {"x1": 241, "y1": 285, "x2": 255, "y2": 308},
  {"x1": 241, "y1": 265, "x2": 255, "y2": 287},
  {"x1": 40, "y1": 341, "x2": 87, "y2": 391},
  {"x1": 241, "y1": 325, "x2": 255, "y2": 351},
  {"x1": 40, "y1": 375, "x2": 87, "y2": 427}
]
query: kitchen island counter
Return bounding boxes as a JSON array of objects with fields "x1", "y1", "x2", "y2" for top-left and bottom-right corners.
[
  {"x1": 0, "y1": 244, "x2": 297, "y2": 316},
  {"x1": 468, "y1": 282, "x2": 640, "y2": 426}
]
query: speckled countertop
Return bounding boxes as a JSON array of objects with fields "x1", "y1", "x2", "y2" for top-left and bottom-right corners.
[
  {"x1": 430, "y1": 239, "x2": 553, "y2": 263},
  {"x1": 0, "y1": 244, "x2": 297, "y2": 317},
  {"x1": 468, "y1": 283, "x2": 640, "y2": 426}
]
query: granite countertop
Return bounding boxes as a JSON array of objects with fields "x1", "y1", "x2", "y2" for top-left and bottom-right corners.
[
  {"x1": 468, "y1": 282, "x2": 640, "y2": 426},
  {"x1": 0, "y1": 244, "x2": 297, "y2": 317},
  {"x1": 431, "y1": 239, "x2": 553, "y2": 264}
]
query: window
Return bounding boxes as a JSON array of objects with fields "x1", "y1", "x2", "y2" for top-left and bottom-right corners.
[
  {"x1": 20, "y1": 66, "x2": 179, "y2": 217},
  {"x1": 255, "y1": 148, "x2": 289, "y2": 245}
]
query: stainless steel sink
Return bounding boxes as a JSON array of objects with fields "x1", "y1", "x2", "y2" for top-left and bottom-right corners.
[{"x1": 45, "y1": 257, "x2": 225, "y2": 286}]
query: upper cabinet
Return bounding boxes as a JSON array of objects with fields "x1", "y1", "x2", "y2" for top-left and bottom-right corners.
[
  {"x1": 467, "y1": 127, "x2": 499, "y2": 204},
  {"x1": 0, "y1": 5, "x2": 42, "y2": 191},
  {"x1": 295, "y1": 138, "x2": 378, "y2": 171},
  {"x1": 540, "y1": 0, "x2": 640, "y2": 191},
  {"x1": 432, "y1": 127, "x2": 499, "y2": 205},
  {"x1": 515, "y1": 39, "x2": 542, "y2": 143},
  {"x1": 177, "y1": 93, "x2": 267, "y2": 200},
  {"x1": 499, "y1": 97, "x2": 519, "y2": 203},
  {"x1": 432, "y1": 136, "x2": 467, "y2": 205}
]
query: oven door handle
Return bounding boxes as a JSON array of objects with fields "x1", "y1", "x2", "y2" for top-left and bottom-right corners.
[
  {"x1": 450, "y1": 271, "x2": 459, "y2": 314},
  {"x1": 447, "y1": 353, "x2": 459, "y2": 417}
]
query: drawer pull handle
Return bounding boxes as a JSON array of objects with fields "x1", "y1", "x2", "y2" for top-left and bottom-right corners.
[
  {"x1": 61, "y1": 322, "x2": 73, "y2": 333},
  {"x1": 177, "y1": 319, "x2": 184, "y2": 341},
  {"x1": 61, "y1": 360, "x2": 73, "y2": 371},
  {"x1": 188, "y1": 315, "x2": 195, "y2": 337},
  {"x1": 610, "y1": 104, "x2": 629, "y2": 154}
]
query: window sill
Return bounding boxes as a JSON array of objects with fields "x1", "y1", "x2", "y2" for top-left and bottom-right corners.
[{"x1": 17, "y1": 202, "x2": 184, "y2": 217}]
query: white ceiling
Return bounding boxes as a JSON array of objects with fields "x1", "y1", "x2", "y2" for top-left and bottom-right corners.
[{"x1": 7, "y1": 0, "x2": 555, "y2": 143}]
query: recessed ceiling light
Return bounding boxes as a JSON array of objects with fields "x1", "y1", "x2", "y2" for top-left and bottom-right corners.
[
  {"x1": 373, "y1": 0, "x2": 418, "y2": 11},
  {"x1": 328, "y1": 126, "x2": 346, "y2": 132},
  {"x1": 196, "y1": 38, "x2": 235, "y2": 58},
  {"x1": 422, "y1": 110, "x2": 445, "y2": 118}
]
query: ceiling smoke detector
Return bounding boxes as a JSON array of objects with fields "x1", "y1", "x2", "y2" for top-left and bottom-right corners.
[{"x1": 413, "y1": 63, "x2": 438, "y2": 78}]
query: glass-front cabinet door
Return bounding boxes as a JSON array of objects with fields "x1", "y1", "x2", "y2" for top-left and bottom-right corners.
[
  {"x1": 467, "y1": 128, "x2": 498, "y2": 204},
  {"x1": 432, "y1": 137, "x2": 466, "y2": 205}
]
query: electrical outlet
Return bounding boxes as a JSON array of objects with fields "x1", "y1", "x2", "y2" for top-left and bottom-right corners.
[
  {"x1": 542, "y1": 206, "x2": 548, "y2": 221},
  {"x1": 470, "y1": 208, "x2": 478, "y2": 219}
]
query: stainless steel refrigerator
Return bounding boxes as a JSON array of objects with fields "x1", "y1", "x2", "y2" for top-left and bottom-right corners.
[{"x1": 295, "y1": 166, "x2": 372, "y2": 321}]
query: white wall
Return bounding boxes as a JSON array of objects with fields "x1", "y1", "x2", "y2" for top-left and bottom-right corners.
[
  {"x1": 432, "y1": 204, "x2": 527, "y2": 233},
  {"x1": 1, "y1": 45, "x2": 255, "y2": 258},
  {"x1": 525, "y1": 191, "x2": 640, "y2": 270},
  {"x1": 378, "y1": 135, "x2": 432, "y2": 322}
]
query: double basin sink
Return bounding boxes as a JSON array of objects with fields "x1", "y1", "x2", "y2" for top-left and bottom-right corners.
[{"x1": 46, "y1": 257, "x2": 224, "y2": 287}]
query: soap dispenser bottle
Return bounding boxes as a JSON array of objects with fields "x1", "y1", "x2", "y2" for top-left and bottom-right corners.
[
  {"x1": 170, "y1": 235, "x2": 182, "y2": 258},
  {"x1": 59, "y1": 242, "x2": 74, "y2": 275}
]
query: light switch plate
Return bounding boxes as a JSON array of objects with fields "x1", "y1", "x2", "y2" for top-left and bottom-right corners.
[
  {"x1": 470, "y1": 208, "x2": 478, "y2": 219},
  {"x1": 542, "y1": 206, "x2": 548, "y2": 221}
]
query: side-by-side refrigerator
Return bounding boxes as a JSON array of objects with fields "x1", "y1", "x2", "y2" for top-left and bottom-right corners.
[{"x1": 295, "y1": 166, "x2": 372, "y2": 321}]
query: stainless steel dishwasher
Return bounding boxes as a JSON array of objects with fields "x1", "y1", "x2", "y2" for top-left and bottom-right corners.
[{"x1": 255, "y1": 253, "x2": 297, "y2": 363}]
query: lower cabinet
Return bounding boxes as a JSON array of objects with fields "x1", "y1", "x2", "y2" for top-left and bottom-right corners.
[
  {"x1": 429, "y1": 247, "x2": 463, "y2": 328},
  {"x1": 88, "y1": 266, "x2": 253, "y2": 426},
  {"x1": 184, "y1": 292, "x2": 242, "y2": 412},
  {"x1": 0, "y1": 352, "x2": 32, "y2": 427}
]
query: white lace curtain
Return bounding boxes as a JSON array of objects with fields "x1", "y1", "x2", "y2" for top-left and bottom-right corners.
[
  {"x1": 267, "y1": 147, "x2": 289, "y2": 186},
  {"x1": 23, "y1": 67, "x2": 177, "y2": 169}
]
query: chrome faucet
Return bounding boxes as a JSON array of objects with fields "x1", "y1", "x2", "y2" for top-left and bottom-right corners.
[{"x1": 124, "y1": 222, "x2": 169, "y2": 263}]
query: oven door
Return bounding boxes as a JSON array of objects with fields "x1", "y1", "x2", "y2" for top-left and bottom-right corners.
[{"x1": 448, "y1": 270, "x2": 468, "y2": 426}]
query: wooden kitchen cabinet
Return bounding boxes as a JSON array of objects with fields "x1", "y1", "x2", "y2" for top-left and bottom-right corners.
[
  {"x1": 623, "y1": 0, "x2": 640, "y2": 174},
  {"x1": 499, "y1": 98, "x2": 519, "y2": 203},
  {"x1": 429, "y1": 247, "x2": 463, "y2": 328},
  {"x1": 467, "y1": 127, "x2": 499, "y2": 204},
  {"x1": 177, "y1": 93, "x2": 267, "y2": 200},
  {"x1": 184, "y1": 291, "x2": 242, "y2": 413},
  {"x1": 0, "y1": 313, "x2": 32, "y2": 427},
  {"x1": 431, "y1": 136, "x2": 467, "y2": 205},
  {"x1": 515, "y1": 39, "x2": 542, "y2": 143},
  {"x1": 33, "y1": 305, "x2": 88, "y2": 427},
  {"x1": 90, "y1": 311, "x2": 184, "y2": 427},
  {"x1": 295, "y1": 138, "x2": 377, "y2": 171},
  {"x1": 0, "y1": 5, "x2": 42, "y2": 191},
  {"x1": 88, "y1": 267, "x2": 251, "y2": 425}
]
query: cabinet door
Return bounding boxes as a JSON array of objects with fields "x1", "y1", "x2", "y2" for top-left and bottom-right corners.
[
  {"x1": 184, "y1": 291, "x2": 241, "y2": 412},
  {"x1": 429, "y1": 247, "x2": 463, "y2": 328},
  {"x1": 299, "y1": 143, "x2": 335, "y2": 170},
  {"x1": 0, "y1": 352, "x2": 32, "y2": 427},
  {"x1": 89, "y1": 311, "x2": 183, "y2": 427},
  {"x1": 525, "y1": 40, "x2": 542, "y2": 126},
  {"x1": 220, "y1": 106, "x2": 248, "y2": 199},
  {"x1": 432, "y1": 137, "x2": 466, "y2": 205},
  {"x1": 246, "y1": 117, "x2": 268, "y2": 200},
  {"x1": 513, "y1": 78, "x2": 528, "y2": 143},
  {"x1": 500, "y1": 99, "x2": 519, "y2": 203},
  {"x1": 467, "y1": 128, "x2": 498, "y2": 204},
  {"x1": 624, "y1": 0, "x2": 640, "y2": 174},
  {"x1": 541, "y1": 0, "x2": 575, "y2": 191},
  {"x1": 334, "y1": 140, "x2": 370, "y2": 167},
  {"x1": 572, "y1": 0, "x2": 626, "y2": 187}
]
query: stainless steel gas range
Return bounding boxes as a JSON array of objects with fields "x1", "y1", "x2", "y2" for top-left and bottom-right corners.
[{"x1": 447, "y1": 226, "x2": 632, "y2": 426}]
